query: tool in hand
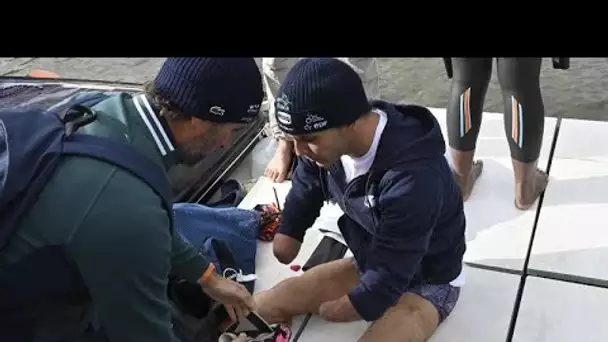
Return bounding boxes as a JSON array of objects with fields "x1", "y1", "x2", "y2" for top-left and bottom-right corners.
[{"x1": 272, "y1": 187, "x2": 282, "y2": 212}]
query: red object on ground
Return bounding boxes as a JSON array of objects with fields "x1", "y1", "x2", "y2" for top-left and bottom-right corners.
[
  {"x1": 254, "y1": 203, "x2": 282, "y2": 242},
  {"x1": 290, "y1": 264, "x2": 301, "y2": 272},
  {"x1": 29, "y1": 69, "x2": 60, "y2": 79}
]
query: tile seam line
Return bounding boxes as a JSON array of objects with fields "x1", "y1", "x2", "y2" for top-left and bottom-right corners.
[{"x1": 505, "y1": 116, "x2": 563, "y2": 342}]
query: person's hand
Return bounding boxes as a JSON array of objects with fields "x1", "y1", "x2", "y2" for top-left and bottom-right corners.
[
  {"x1": 273, "y1": 233, "x2": 302, "y2": 264},
  {"x1": 202, "y1": 272, "x2": 255, "y2": 322},
  {"x1": 318, "y1": 295, "x2": 361, "y2": 323}
]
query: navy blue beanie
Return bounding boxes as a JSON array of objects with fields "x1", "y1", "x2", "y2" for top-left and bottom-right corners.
[
  {"x1": 154, "y1": 57, "x2": 264, "y2": 124},
  {"x1": 274, "y1": 58, "x2": 372, "y2": 135}
]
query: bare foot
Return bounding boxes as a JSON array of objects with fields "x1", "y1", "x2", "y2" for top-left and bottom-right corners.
[
  {"x1": 514, "y1": 169, "x2": 549, "y2": 210},
  {"x1": 264, "y1": 140, "x2": 294, "y2": 183},
  {"x1": 453, "y1": 160, "x2": 484, "y2": 201},
  {"x1": 253, "y1": 291, "x2": 291, "y2": 325}
]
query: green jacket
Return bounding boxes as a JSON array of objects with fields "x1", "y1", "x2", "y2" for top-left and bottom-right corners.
[{"x1": 0, "y1": 92, "x2": 211, "y2": 342}]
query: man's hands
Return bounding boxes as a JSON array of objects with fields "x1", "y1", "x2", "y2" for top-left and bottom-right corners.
[
  {"x1": 202, "y1": 272, "x2": 255, "y2": 322},
  {"x1": 318, "y1": 295, "x2": 361, "y2": 323},
  {"x1": 273, "y1": 233, "x2": 302, "y2": 264},
  {"x1": 200, "y1": 233, "x2": 301, "y2": 324}
]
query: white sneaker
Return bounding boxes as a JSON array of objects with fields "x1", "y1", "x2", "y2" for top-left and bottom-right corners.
[{"x1": 261, "y1": 99, "x2": 270, "y2": 114}]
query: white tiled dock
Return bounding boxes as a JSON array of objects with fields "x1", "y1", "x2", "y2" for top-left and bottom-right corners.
[
  {"x1": 528, "y1": 119, "x2": 608, "y2": 283},
  {"x1": 432, "y1": 109, "x2": 558, "y2": 272},
  {"x1": 226, "y1": 108, "x2": 608, "y2": 341}
]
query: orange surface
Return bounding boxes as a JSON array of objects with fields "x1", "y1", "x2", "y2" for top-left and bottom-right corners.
[{"x1": 28, "y1": 69, "x2": 60, "y2": 78}]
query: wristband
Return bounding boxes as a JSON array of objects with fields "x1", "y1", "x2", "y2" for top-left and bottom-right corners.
[{"x1": 199, "y1": 263, "x2": 216, "y2": 286}]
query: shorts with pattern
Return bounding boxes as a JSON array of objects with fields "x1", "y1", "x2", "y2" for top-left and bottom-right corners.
[
  {"x1": 408, "y1": 282, "x2": 461, "y2": 323},
  {"x1": 351, "y1": 258, "x2": 460, "y2": 323}
]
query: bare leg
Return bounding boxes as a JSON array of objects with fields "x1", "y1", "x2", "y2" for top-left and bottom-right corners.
[
  {"x1": 496, "y1": 58, "x2": 548, "y2": 210},
  {"x1": 451, "y1": 149, "x2": 484, "y2": 201},
  {"x1": 446, "y1": 58, "x2": 493, "y2": 201},
  {"x1": 261, "y1": 57, "x2": 298, "y2": 183},
  {"x1": 512, "y1": 159, "x2": 549, "y2": 210},
  {"x1": 254, "y1": 258, "x2": 359, "y2": 324},
  {"x1": 359, "y1": 293, "x2": 440, "y2": 342},
  {"x1": 255, "y1": 258, "x2": 442, "y2": 341},
  {"x1": 264, "y1": 139, "x2": 294, "y2": 183}
]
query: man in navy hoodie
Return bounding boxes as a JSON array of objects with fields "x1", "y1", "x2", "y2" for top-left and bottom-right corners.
[{"x1": 254, "y1": 58, "x2": 467, "y2": 341}]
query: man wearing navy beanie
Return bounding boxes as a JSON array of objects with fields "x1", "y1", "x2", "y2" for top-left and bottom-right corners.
[
  {"x1": 255, "y1": 58, "x2": 467, "y2": 341},
  {"x1": 150, "y1": 57, "x2": 264, "y2": 165},
  {"x1": 0, "y1": 58, "x2": 263, "y2": 342},
  {"x1": 263, "y1": 57, "x2": 379, "y2": 183}
]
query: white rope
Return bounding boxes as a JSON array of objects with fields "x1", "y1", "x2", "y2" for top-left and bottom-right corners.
[{"x1": 223, "y1": 267, "x2": 257, "y2": 283}]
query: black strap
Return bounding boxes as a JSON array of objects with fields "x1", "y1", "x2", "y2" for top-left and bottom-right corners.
[
  {"x1": 58, "y1": 105, "x2": 98, "y2": 137},
  {"x1": 552, "y1": 57, "x2": 570, "y2": 70},
  {"x1": 443, "y1": 57, "x2": 453, "y2": 79}
]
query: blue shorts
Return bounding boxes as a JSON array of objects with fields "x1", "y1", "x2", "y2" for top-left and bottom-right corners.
[{"x1": 351, "y1": 258, "x2": 460, "y2": 323}]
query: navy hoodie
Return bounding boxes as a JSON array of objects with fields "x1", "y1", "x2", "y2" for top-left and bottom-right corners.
[{"x1": 277, "y1": 100, "x2": 466, "y2": 322}]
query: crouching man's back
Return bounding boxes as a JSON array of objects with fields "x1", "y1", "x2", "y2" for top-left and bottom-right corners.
[{"x1": 0, "y1": 57, "x2": 264, "y2": 342}]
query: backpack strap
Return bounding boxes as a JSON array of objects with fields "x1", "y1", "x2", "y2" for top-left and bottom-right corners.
[
  {"x1": 0, "y1": 102, "x2": 174, "y2": 252},
  {"x1": 61, "y1": 134, "x2": 174, "y2": 227}
]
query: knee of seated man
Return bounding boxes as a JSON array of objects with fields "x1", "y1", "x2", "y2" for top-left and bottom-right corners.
[
  {"x1": 393, "y1": 293, "x2": 441, "y2": 327},
  {"x1": 273, "y1": 234, "x2": 301, "y2": 264}
]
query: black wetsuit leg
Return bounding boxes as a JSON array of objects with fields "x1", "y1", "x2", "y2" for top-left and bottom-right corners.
[
  {"x1": 446, "y1": 58, "x2": 493, "y2": 151},
  {"x1": 496, "y1": 58, "x2": 545, "y2": 163}
]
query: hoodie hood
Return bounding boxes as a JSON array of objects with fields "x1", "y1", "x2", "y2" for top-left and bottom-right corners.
[{"x1": 369, "y1": 100, "x2": 446, "y2": 172}]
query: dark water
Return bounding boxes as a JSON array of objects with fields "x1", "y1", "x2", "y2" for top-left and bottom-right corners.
[{"x1": 2, "y1": 57, "x2": 607, "y2": 121}]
